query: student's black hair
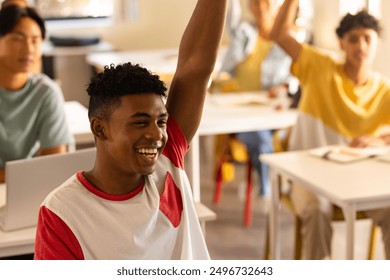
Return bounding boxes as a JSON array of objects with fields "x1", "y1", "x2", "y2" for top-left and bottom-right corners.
[
  {"x1": 87, "y1": 62, "x2": 168, "y2": 120},
  {"x1": 336, "y1": 10, "x2": 381, "y2": 38},
  {"x1": 0, "y1": 5, "x2": 45, "y2": 39}
]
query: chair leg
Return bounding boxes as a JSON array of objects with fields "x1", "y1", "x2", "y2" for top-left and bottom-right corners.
[
  {"x1": 294, "y1": 216, "x2": 303, "y2": 259},
  {"x1": 213, "y1": 156, "x2": 225, "y2": 205},
  {"x1": 280, "y1": 194, "x2": 303, "y2": 259},
  {"x1": 293, "y1": 216, "x2": 377, "y2": 260},
  {"x1": 244, "y1": 160, "x2": 252, "y2": 227},
  {"x1": 264, "y1": 213, "x2": 270, "y2": 259},
  {"x1": 367, "y1": 223, "x2": 378, "y2": 260}
]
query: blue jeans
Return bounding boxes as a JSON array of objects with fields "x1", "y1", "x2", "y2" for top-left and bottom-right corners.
[{"x1": 236, "y1": 130, "x2": 273, "y2": 196}]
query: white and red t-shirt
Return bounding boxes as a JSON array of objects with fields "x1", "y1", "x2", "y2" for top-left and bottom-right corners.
[{"x1": 34, "y1": 118, "x2": 209, "y2": 260}]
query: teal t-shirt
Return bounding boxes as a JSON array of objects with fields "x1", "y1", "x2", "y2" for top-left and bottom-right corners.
[{"x1": 0, "y1": 74, "x2": 74, "y2": 168}]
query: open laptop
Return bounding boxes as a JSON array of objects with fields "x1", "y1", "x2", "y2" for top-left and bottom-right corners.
[{"x1": 0, "y1": 147, "x2": 96, "y2": 232}]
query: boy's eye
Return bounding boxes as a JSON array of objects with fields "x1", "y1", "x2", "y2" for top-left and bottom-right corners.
[
  {"x1": 133, "y1": 121, "x2": 148, "y2": 126},
  {"x1": 158, "y1": 119, "x2": 167, "y2": 126},
  {"x1": 11, "y1": 35, "x2": 24, "y2": 41},
  {"x1": 348, "y1": 36, "x2": 358, "y2": 43}
]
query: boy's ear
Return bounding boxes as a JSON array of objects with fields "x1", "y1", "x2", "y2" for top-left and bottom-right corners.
[
  {"x1": 339, "y1": 38, "x2": 345, "y2": 51},
  {"x1": 90, "y1": 117, "x2": 107, "y2": 140}
]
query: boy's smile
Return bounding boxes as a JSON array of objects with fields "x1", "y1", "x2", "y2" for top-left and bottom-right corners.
[{"x1": 102, "y1": 93, "x2": 168, "y2": 177}]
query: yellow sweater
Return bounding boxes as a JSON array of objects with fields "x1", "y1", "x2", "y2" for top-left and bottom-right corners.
[{"x1": 289, "y1": 44, "x2": 390, "y2": 150}]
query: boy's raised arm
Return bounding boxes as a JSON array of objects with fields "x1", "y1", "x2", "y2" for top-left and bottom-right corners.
[
  {"x1": 269, "y1": 0, "x2": 301, "y2": 61},
  {"x1": 166, "y1": 0, "x2": 227, "y2": 143}
]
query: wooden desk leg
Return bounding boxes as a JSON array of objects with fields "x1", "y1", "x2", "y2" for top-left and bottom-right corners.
[
  {"x1": 201, "y1": 221, "x2": 206, "y2": 238},
  {"x1": 269, "y1": 168, "x2": 281, "y2": 259},
  {"x1": 187, "y1": 132, "x2": 201, "y2": 202},
  {"x1": 343, "y1": 205, "x2": 356, "y2": 259}
]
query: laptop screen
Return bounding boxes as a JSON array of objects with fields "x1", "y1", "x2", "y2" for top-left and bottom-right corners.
[{"x1": 1, "y1": 148, "x2": 96, "y2": 232}]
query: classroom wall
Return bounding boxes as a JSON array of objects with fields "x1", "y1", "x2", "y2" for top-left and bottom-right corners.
[{"x1": 373, "y1": 0, "x2": 390, "y2": 77}]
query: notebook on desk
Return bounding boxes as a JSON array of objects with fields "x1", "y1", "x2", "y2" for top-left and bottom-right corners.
[
  {"x1": 308, "y1": 145, "x2": 389, "y2": 164},
  {"x1": 378, "y1": 153, "x2": 390, "y2": 163},
  {"x1": 0, "y1": 148, "x2": 96, "y2": 232}
]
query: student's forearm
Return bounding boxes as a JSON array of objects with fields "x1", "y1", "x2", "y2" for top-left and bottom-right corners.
[
  {"x1": 269, "y1": 0, "x2": 301, "y2": 60},
  {"x1": 270, "y1": 0, "x2": 298, "y2": 41},
  {"x1": 257, "y1": 0, "x2": 274, "y2": 40},
  {"x1": 177, "y1": 0, "x2": 227, "y2": 76},
  {"x1": 167, "y1": 0, "x2": 227, "y2": 142}
]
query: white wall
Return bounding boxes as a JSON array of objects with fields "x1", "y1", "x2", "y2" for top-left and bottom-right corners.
[{"x1": 373, "y1": 0, "x2": 390, "y2": 77}]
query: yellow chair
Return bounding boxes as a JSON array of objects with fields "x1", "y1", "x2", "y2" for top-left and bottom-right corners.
[{"x1": 213, "y1": 134, "x2": 254, "y2": 227}]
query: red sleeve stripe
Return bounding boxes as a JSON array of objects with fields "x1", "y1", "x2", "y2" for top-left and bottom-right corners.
[{"x1": 162, "y1": 117, "x2": 188, "y2": 169}]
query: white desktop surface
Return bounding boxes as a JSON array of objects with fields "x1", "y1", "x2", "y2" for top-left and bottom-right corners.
[
  {"x1": 86, "y1": 47, "x2": 227, "y2": 78},
  {"x1": 87, "y1": 48, "x2": 179, "y2": 75},
  {"x1": 188, "y1": 93, "x2": 297, "y2": 202},
  {"x1": 261, "y1": 150, "x2": 390, "y2": 259},
  {"x1": 0, "y1": 184, "x2": 36, "y2": 258},
  {"x1": 42, "y1": 41, "x2": 114, "y2": 57},
  {"x1": 200, "y1": 93, "x2": 296, "y2": 134},
  {"x1": 64, "y1": 101, "x2": 94, "y2": 145}
]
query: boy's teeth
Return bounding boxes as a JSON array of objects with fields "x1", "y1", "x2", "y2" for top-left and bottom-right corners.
[{"x1": 138, "y1": 148, "x2": 157, "y2": 154}]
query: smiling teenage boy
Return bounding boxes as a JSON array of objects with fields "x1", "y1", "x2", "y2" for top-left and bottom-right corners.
[{"x1": 34, "y1": 0, "x2": 227, "y2": 260}]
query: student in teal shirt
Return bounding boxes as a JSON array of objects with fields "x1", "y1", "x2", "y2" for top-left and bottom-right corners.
[{"x1": 0, "y1": 6, "x2": 73, "y2": 182}]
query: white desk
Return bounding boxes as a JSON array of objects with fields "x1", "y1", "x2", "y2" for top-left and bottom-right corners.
[
  {"x1": 0, "y1": 184, "x2": 35, "y2": 258},
  {"x1": 64, "y1": 101, "x2": 94, "y2": 146},
  {"x1": 87, "y1": 48, "x2": 178, "y2": 77},
  {"x1": 86, "y1": 47, "x2": 227, "y2": 83},
  {"x1": 261, "y1": 150, "x2": 390, "y2": 259},
  {"x1": 189, "y1": 93, "x2": 297, "y2": 202},
  {"x1": 42, "y1": 41, "x2": 114, "y2": 57}
]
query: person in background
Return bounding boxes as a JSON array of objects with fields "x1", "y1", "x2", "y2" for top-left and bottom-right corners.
[
  {"x1": 271, "y1": 0, "x2": 390, "y2": 259},
  {"x1": 0, "y1": 6, "x2": 73, "y2": 183},
  {"x1": 1, "y1": 0, "x2": 42, "y2": 74},
  {"x1": 212, "y1": 0, "x2": 297, "y2": 201},
  {"x1": 34, "y1": 0, "x2": 227, "y2": 260},
  {"x1": 1, "y1": 0, "x2": 28, "y2": 9}
]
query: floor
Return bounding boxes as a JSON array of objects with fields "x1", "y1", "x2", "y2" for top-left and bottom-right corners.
[{"x1": 197, "y1": 136, "x2": 386, "y2": 260}]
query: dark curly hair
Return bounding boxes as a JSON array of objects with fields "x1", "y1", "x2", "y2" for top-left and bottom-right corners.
[
  {"x1": 87, "y1": 62, "x2": 167, "y2": 120},
  {"x1": 336, "y1": 10, "x2": 381, "y2": 39},
  {"x1": 0, "y1": 5, "x2": 45, "y2": 39}
]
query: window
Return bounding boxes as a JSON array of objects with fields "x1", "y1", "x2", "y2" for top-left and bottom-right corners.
[
  {"x1": 33, "y1": 0, "x2": 113, "y2": 21},
  {"x1": 339, "y1": 0, "x2": 381, "y2": 18}
]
